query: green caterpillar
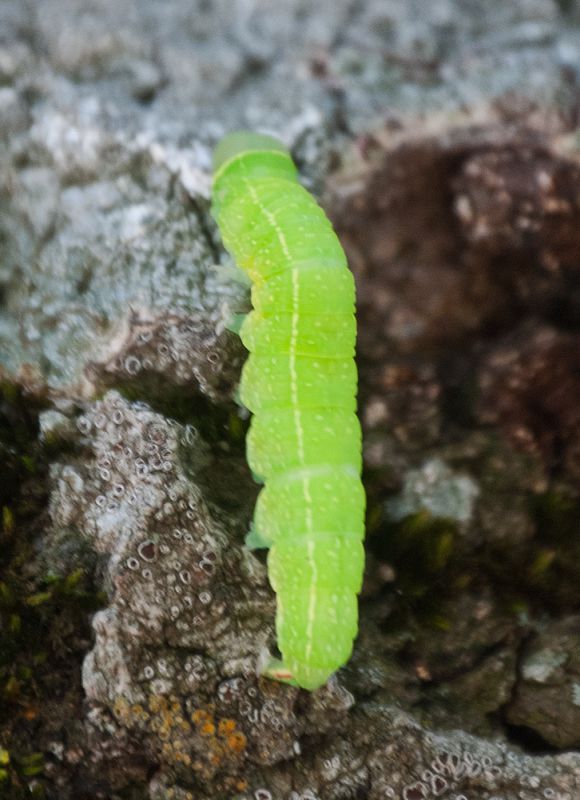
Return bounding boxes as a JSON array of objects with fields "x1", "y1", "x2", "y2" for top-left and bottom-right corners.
[{"x1": 211, "y1": 132, "x2": 365, "y2": 690}]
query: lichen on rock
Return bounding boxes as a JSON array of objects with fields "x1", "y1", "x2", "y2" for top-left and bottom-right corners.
[
  {"x1": 49, "y1": 391, "x2": 362, "y2": 793},
  {"x1": 3, "y1": 0, "x2": 580, "y2": 797}
]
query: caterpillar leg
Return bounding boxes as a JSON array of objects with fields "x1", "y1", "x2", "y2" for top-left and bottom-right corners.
[
  {"x1": 261, "y1": 657, "x2": 299, "y2": 686},
  {"x1": 250, "y1": 469, "x2": 264, "y2": 485},
  {"x1": 225, "y1": 312, "x2": 248, "y2": 336},
  {"x1": 245, "y1": 525, "x2": 271, "y2": 550},
  {"x1": 213, "y1": 261, "x2": 251, "y2": 288},
  {"x1": 232, "y1": 383, "x2": 251, "y2": 412},
  {"x1": 261, "y1": 657, "x2": 333, "y2": 691}
]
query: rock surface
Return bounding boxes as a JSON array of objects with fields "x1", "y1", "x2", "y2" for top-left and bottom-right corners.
[{"x1": 2, "y1": 0, "x2": 580, "y2": 798}]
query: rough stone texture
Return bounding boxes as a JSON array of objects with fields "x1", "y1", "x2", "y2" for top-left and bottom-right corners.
[
  {"x1": 149, "y1": 705, "x2": 580, "y2": 799},
  {"x1": 3, "y1": 0, "x2": 580, "y2": 798},
  {"x1": 385, "y1": 458, "x2": 480, "y2": 526},
  {"x1": 50, "y1": 391, "x2": 359, "y2": 797},
  {"x1": 506, "y1": 616, "x2": 580, "y2": 749},
  {"x1": 478, "y1": 324, "x2": 580, "y2": 482}
]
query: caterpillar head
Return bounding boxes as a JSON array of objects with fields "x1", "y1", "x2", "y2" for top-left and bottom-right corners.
[
  {"x1": 212, "y1": 131, "x2": 297, "y2": 192},
  {"x1": 213, "y1": 131, "x2": 289, "y2": 171}
]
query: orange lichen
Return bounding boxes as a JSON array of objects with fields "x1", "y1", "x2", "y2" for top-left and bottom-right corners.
[
  {"x1": 201, "y1": 721, "x2": 216, "y2": 737},
  {"x1": 191, "y1": 708, "x2": 211, "y2": 725},
  {"x1": 217, "y1": 719, "x2": 236, "y2": 735},
  {"x1": 190, "y1": 707, "x2": 248, "y2": 767},
  {"x1": 227, "y1": 732, "x2": 247, "y2": 753},
  {"x1": 112, "y1": 697, "x2": 247, "y2": 782}
]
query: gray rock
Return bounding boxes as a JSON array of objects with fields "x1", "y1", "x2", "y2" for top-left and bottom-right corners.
[
  {"x1": 3, "y1": 0, "x2": 580, "y2": 797},
  {"x1": 507, "y1": 617, "x2": 580, "y2": 748},
  {"x1": 385, "y1": 458, "x2": 480, "y2": 525}
]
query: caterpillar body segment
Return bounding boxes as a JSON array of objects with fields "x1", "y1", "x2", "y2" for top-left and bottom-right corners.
[{"x1": 212, "y1": 132, "x2": 365, "y2": 690}]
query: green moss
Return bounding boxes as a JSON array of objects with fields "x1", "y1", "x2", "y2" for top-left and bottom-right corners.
[
  {"x1": 0, "y1": 565, "x2": 105, "y2": 715},
  {"x1": 473, "y1": 487, "x2": 580, "y2": 614},
  {"x1": 0, "y1": 758, "x2": 46, "y2": 799},
  {"x1": 525, "y1": 488, "x2": 580, "y2": 611},
  {"x1": 375, "y1": 511, "x2": 458, "y2": 579},
  {"x1": 0, "y1": 381, "x2": 104, "y2": 799},
  {"x1": 370, "y1": 510, "x2": 460, "y2": 622},
  {"x1": 534, "y1": 489, "x2": 580, "y2": 544}
]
